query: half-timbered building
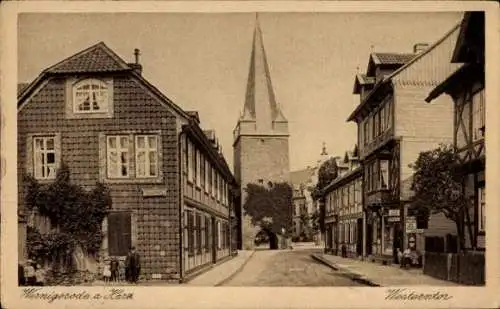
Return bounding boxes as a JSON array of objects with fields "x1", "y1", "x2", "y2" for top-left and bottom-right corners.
[
  {"x1": 348, "y1": 23, "x2": 461, "y2": 264},
  {"x1": 425, "y1": 12, "x2": 486, "y2": 250},
  {"x1": 323, "y1": 150, "x2": 362, "y2": 257},
  {"x1": 17, "y1": 42, "x2": 238, "y2": 282}
]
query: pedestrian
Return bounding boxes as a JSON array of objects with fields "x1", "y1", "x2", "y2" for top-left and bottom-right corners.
[
  {"x1": 401, "y1": 247, "x2": 412, "y2": 269},
  {"x1": 125, "y1": 246, "x2": 141, "y2": 284},
  {"x1": 24, "y1": 260, "x2": 36, "y2": 286},
  {"x1": 102, "y1": 262, "x2": 111, "y2": 283},
  {"x1": 35, "y1": 264, "x2": 46, "y2": 286},
  {"x1": 110, "y1": 258, "x2": 119, "y2": 282},
  {"x1": 18, "y1": 263, "x2": 26, "y2": 286}
]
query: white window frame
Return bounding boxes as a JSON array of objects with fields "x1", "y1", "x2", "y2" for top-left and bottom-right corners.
[
  {"x1": 107, "y1": 135, "x2": 130, "y2": 179},
  {"x1": 217, "y1": 221, "x2": 222, "y2": 249},
  {"x1": 188, "y1": 141, "x2": 194, "y2": 182},
  {"x1": 135, "y1": 135, "x2": 159, "y2": 178},
  {"x1": 33, "y1": 136, "x2": 57, "y2": 180},
  {"x1": 73, "y1": 78, "x2": 109, "y2": 113},
  {"x1": 196, "y1": 149, "x2": 201, "y2": 187},
  {"x1": 478, "y1": 186, "x2": 485, "y2": 232},
  {"x1": 204, "y1": 159, "x2": 210, "y2": 193}
]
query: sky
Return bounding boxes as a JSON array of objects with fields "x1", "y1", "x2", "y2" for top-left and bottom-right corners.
[{"x1": 18, "y1": 12, "x2": 463, "y2": 172}]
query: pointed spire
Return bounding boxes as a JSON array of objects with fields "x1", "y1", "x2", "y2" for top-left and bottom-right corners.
[
  {"x1": 241, "y1": 13, "x2": 287, "y2": 131},
  {"x1": 320, "y1": 142, "x2": 328, "y2": 156}
]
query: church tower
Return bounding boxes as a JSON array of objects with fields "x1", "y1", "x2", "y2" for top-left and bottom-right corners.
[{"x1": 233, "y1": 15, "x2": 290, "y2": 249}]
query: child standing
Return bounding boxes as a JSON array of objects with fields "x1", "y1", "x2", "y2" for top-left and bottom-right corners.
[
  {"x1": 102, "y1": 263, "x2": 111, "y2": 283},
  {"x1": 35, "y1": 264, "x2": 45, "y2": 286}
]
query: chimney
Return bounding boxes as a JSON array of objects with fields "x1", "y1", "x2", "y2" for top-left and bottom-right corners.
[
  {"x1": 128, "y1": 48, "x2": 143, "y2": 75},
  {"x1": 413, "y1": 43, "x2": 429, "y2": 54}
]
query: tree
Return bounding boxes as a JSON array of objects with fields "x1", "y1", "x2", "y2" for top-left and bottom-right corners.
[
  {"x1": 410, "y1": 144, "x2": 472, "y2": 252},
  {"x1": 243, "y1": 182, "x2": 293, "y2": 236},
  {"x1": 312, "y1": 157, "x2": 339, "y2": 233},
  {"x1": 316, "y1": 157, "x2": 339, "y2": 191}
]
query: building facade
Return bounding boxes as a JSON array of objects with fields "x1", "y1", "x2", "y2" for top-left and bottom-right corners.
[
  {"x1": 347, "y1": 24, "x2": 461, "y2": 263},
  {"x1": 323, "y1": 151, "x2": 363, "y2": 257},
  {"x1": 233, "y1": 18, "x2": 291, "y2": 249},
  {"x1": 425, "y1": 12, "x2": 486, "y2": 250},
  {"x1": 290, "y1": 144, "x2": 339, "y2": 241},
  {"x1": 17, "y1": 42, "x2": 237, "y2": 282},
  {"x1": 292, "y1": 185, "x2": 308, "y2": 239}
]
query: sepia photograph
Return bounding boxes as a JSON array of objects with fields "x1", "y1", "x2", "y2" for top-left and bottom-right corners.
[{"x1": 1, "y1": 2, "x2": 498, "y2": 309}]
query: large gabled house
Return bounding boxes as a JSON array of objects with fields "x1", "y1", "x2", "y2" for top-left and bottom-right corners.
[
  {"x1": 425, "y1": 12, "x2": 486, "y2": 251},
  {"x1": 347, "y1": 23, "x2": 462, "y2": 264},
  {"x1": 17, "y1": 42, "x2": 238, "y2": 283}
]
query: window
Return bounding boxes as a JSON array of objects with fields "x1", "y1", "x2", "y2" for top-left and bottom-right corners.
[
  {"x1": 196, "y1": 213, "x2": 202, "y2": 254},
  {"x1": 183, "y1": 138, "x2": 188, "y2": 175},
  {"x1": 33, "y1": 136, "x2": 57, "y2": 180},
  {"x1": 187, "y1": 211, "x2": 195, "y2": 256},
  {"x1": 385, "y1": 101, "x2": 392, "y2": 130},
  {"x1": 381, "y1": 105, "x2": 386, "y2": 132},
  {"x1": 478, "y1": 186, "x2": 485, "y2": 232},
  {"x1": 349, "y1": 184, "x2": 355, "y2": 207},
  {"x1": 215, "y1": 173, "x2": 220, "y2": 201},
  {"x1": 380, "y1": 160, "x2": 389, "y2": 189},
  {"x1": 107, "y1": 211, "x2": 132, "y2": 256},
  {"x1": 135, "y1": 135, "x2": 158, "y2": 178},
  {"x1": 205, "y1": 215, "x2": 211, "y2": 252},
  {"x1": 372, "y1": 113, "x2": 377, "y2": 140},
  {"x1": 208, "y1": 165, "x2": 213, "y2": 195},
  {"x1": 217, "y1": 221, "x2": 222, "y2": 249},
  {"x1": 472, "y1": 89, "x2": 485, "y2": 141},
  {"x1": 363, "y1": 120, "x2": 369, "y2": 145},
  {"x1": 187, "y1": 141, "x2": 194, "y2": 182},
  {"x1": 376, "y1": 111, "x2": 382, "y2": 136},
  {"x1": 73, "y1": 79, "x2": 109, "y2": 113},
  {"x1": 107, "y1": 136, "x2": 130, "y2": 178},
  {"x1": 200, "y1": 215, "x2": 205, "y2": 252},
  {"x1": 200, "y1": 156, "x2": 205, "y2": 189},
  {"x1": 204, "y1": 159, "x2": 210, "y2": 193},
  {"x1": 196, "y1": 150, "x2": 201, "y2": 187},
  {"x1": 212, "y1": 167, "x2": 216, "y2": 197}
]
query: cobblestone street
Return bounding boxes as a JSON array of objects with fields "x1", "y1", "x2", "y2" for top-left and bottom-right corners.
[{"x1": 222, "y1": 249, "x2": 364, "y2": 286}]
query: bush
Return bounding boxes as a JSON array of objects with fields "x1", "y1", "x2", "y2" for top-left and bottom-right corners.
[{"x1": 24, "y1": 164, "x2": 112, "y2": 268}]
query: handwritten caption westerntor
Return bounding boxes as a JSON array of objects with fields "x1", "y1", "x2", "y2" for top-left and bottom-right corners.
[
  {"x1": 22, "y1": 288, "x2": 133, "y2": 303},
  {"x1": 385, "y1": 288, "x2": 453, "y2": 301}
]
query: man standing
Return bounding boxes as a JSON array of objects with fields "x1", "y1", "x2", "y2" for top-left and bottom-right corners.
[{"x1": 125, "y1": 247, "x2": 141, "y2": 283}]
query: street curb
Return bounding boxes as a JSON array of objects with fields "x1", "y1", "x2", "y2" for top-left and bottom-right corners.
[
  {"x1": 311, "y1": 254, "x2": 380, "y2": 287},
  {"x1": 214, "y1": 250, "x2": 256, "y2": 287},
  {"x1": 182, "y1": 254, "x2": 236, "y2": 284}
]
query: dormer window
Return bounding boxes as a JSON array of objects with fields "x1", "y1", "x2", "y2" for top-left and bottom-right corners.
[{"x1": 73, "y1": 79, "x2": 109, "y2": 113}]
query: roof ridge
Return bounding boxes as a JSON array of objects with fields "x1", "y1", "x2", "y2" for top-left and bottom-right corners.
[
  {"x1": 44, "y1": 41, "x2": 131, "y2": 74},
  {"x1": 383, "y1": 21, "x2": 462, "y2": 83}
]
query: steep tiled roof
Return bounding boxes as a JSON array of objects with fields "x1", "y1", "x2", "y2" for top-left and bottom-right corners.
[
  {"x1": 372, "y1": 52, "x2": 416, "y2": 65},
  {"x1": 18, "y1": 83, "x2": 30, "y2": 96},
  {"x1": 353, "y1": 74, "x2": 376, "y2": 94},
  {"x1": 348, "y1": 23, "x2": 461, "y2": 122},
  {"x1": 356, "y1": 74, "x2": 375, "y2": 85},
  {"x1": 46, "y1": 42, "x2": 131, "y2": 74},
  {"x1": 186, "y1": 111, "x2": 200, "y2": 123}
]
